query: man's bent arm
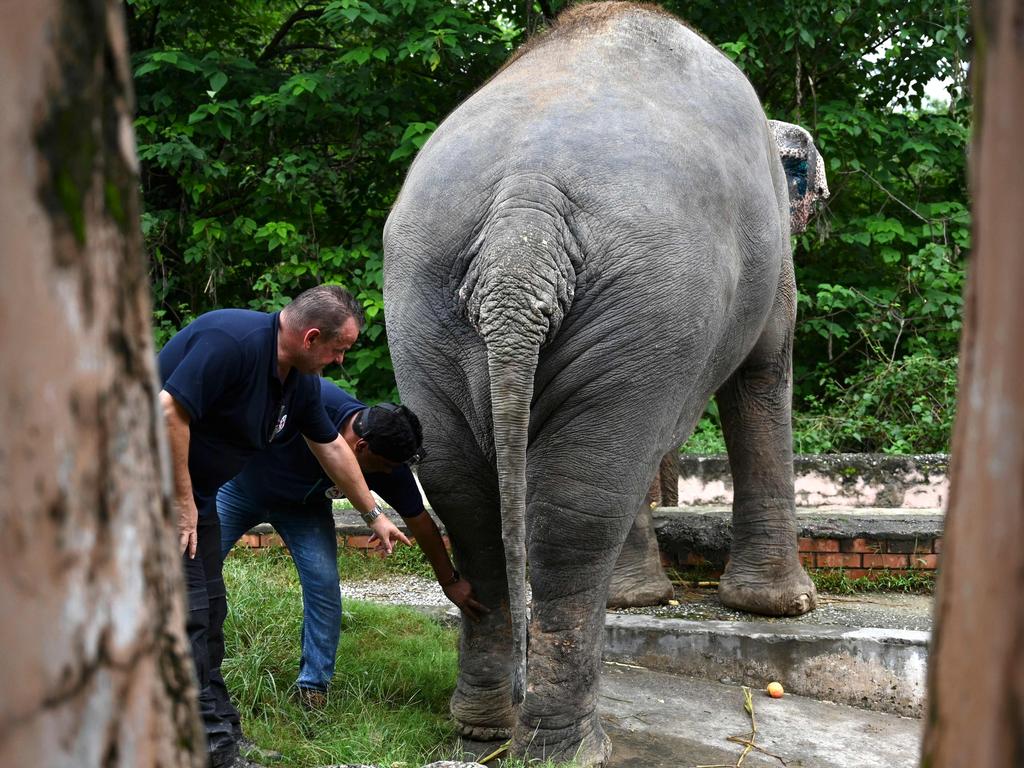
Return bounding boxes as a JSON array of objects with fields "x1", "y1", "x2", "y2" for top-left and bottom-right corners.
[
  {"x1": 160, "y1": 390, "x2": 199, "y2": 558},
  {"x1": 405, "y1": 512, "x2": 488, "y2": 621},
  {"x1": 305, "y1": 436, "x2": 411, "y2": 553}
]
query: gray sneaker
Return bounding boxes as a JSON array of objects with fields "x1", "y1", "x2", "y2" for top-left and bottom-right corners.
[{"x1": 236, "y1": 735, "x2": 283, "y2": 763}]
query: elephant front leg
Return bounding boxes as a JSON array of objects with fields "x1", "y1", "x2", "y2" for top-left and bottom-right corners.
[
  {"x1": 607, "y1": 496, "x2": 674, "y2": 609},
  {"x1": 715, "y1": 281, "x2": 816, "y2": 617}
]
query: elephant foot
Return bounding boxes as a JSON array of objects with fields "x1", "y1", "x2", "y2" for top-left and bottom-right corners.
[
  {"x1": 718, "y1": 556, "x2": 817, "y2": 617},
  {"x1": 606, "y1": 570, "x2": 674, "y2": 609},
  {"x1": 607, "y1": 504, "x2": 674, "y2": 609},
  {"x1": 512, "y1": 712, "x2": 612, "y2": 767},
  {"x1": 450, "y1": 677, "x2": 515, "y2": 740}
]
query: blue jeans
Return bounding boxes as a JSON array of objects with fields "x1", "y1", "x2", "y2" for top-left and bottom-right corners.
[{"x1": 217, "y1": 479, "x2": 341, "y2": 692}]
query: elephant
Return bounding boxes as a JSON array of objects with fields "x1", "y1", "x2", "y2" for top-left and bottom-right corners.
[
  {"x1": 383, "y1": 3, "x2": 828, "y2": 764},
  {"x1": 608, "y1": 117, "x2": 829, "y2": 609}
]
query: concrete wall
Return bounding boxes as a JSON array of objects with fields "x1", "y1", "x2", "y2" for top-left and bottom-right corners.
[{"x1": 678, "y1": 454, "x2": 948, "y2": 509}]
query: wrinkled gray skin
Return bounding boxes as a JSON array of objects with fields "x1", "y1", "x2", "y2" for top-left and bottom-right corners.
[
  {"x1": 384, "y1": 4, "x2": 825, "y2": 764},
  {"x1": 609, "y1": 117, "x2": 829, "y2": 609}
]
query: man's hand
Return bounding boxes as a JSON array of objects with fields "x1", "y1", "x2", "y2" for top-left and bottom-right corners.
[
  {"x1": 401, "y1": 508, "x2": 490, "y2": 621},
  {"x1": 160, "y1": 390, "x2": 198, "y2": 559},
  {"x1": 174, "y1": 494, "x2": 199, "y2": 558},
  {"x1": 442, "y1": 577, "x2": 489, "y2": 622},
  {"x1": 367, "y1": 514, "x2": 411, "y2": 555}
]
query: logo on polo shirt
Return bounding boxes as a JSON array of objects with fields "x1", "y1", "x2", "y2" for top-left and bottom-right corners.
[{"x1": 270, "y1": 405, "x2": 288, "y2": 441}]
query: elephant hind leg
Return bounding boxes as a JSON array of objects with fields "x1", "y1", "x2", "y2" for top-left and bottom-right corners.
[{"x1": 715, "y1": 267, "x2": 816, "y2": 617}]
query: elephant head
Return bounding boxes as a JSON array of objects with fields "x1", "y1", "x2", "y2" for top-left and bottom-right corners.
[{"x1": 769, "y1": 120, "x2": 829, "y2": 234}]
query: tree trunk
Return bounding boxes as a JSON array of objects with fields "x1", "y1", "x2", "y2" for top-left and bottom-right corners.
[
  {"x1": 920, "y1": 1, "x2": 1024, "y2": 765},
  {"x1": 0, "y1": 2, "x2": 203, "y2": 766}
]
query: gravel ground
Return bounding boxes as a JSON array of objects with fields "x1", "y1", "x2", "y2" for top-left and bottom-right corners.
[
  {"x1": 340, "y1": 577, "x2": 933, "y2": 632},
  {"x1": 612, "y1": 585, "x2": 933, "y2": 631},
  {"x1": 339, "y1": 575, "x2": 452, "y2": 607}
]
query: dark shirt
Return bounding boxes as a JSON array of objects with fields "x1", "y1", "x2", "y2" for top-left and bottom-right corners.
[
  {"x1": 231, "y1": 382, "x2": 425, "y2": 518},
  {"x1": 158, "y1": 309, "x2": 338, "y2": 516}
]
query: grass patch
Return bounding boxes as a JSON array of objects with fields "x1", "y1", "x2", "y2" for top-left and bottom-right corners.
[
  {"x1": 221, "y1": 548, "x2": 460, "y2": 767},
  {"x1": 665, "y1": 562, "x2": 721, "y2": 585},
  {"x1": 336, "y1": 540, "x2": 436, "y2": 581},
  {"x1": 810, "y1": 568, "x2": 936, "y2": 595}
]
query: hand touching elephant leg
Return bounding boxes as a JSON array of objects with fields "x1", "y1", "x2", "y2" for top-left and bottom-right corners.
[
  {"x1": 412, "y1": 415, "x2": 517, "y2": 739},
  {"x1": 448, "y1": 536, "x2": 516, "y2": 740},
  {"x1": 715, "y1": 262, "x2": 817, "y2": 616}
]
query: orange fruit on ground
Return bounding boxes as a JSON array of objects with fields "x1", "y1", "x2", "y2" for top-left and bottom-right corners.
[{"x1": 766, "y1": 681, "x2": 785, "y2": 698}]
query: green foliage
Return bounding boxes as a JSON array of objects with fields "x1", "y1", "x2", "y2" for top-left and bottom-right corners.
[
  {"x1": 128, "y1": 0, "x2": 522, "y2": 400},
  {"x1": 793, "y1": 351, "x2": 958, "y2": 453},
  {"x1": 132, "y1": 0, "x2": 971, "y2": 446},
  {"x1": 222, "y1": 548, "x2": 460, "y2": 766}
]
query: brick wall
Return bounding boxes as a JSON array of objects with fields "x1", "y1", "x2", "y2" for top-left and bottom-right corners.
[
  {"x1": 664, "y1": 534, "x2": 942, "y2": 579},
  {"x1": 798, "y1": 535, "x2": 941, "y2": 578}
]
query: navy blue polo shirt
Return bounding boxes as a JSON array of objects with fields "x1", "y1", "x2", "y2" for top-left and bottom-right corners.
[
  {"x1": 158, "y1": 309, "x2": 338, "y2": 516},
  {"x1": 231, "y1": 381, "x2": 426, "y2": 518}
]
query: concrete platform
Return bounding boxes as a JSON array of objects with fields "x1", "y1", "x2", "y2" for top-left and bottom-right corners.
[
  {"x1": 414, "y1": 588, "x2": 931, "y2": 718},
  {"x1": 603, "y1": 612, "x2": 928, "y2": 717},
  {"x1": 598, "y1": 663, "x2": 922, "y2": 768},
  {"x1": 456, "y1": 663, "x2": 922, "y2": 768}
]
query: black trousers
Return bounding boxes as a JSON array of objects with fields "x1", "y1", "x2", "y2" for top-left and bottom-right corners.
[{"x1": 183, "y1": 512, "x2": 241, "y2": 755}]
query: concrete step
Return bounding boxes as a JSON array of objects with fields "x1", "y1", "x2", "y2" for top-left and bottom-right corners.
[
  {"x1": 598, "y1": 663, "x2": 922, "y2": 768},
  {"x1": 602, "y1": 612, "x2": 928, "y2": 718},
  {"x1": 652, "y1": 505, "x2": 943, "y2": 557}
]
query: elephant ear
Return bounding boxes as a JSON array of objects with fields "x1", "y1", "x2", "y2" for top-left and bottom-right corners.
[{"x1": 768, "y1": 120, "x2": 830, "y2": 234}]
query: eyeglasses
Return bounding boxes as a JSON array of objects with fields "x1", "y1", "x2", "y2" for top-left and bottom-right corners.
[
  {"x1": 404, "y1": 447, "x2": 427, "y2": 467},
  {"x1": 356, "y1": 403, "x2": 427, "y2": 467}
]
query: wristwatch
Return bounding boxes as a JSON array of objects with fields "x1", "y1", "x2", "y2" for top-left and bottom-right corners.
[
  {"x1": 443, "y1": 569, "x2": 461, "y2": 587},
  {"x1": 360, "y1": 503, "x2": 385, "y2": 526}
]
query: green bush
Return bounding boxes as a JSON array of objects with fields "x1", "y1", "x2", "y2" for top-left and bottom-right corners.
[{"x1": 793, "y1": 350, "x2": 958, "y2": 453}]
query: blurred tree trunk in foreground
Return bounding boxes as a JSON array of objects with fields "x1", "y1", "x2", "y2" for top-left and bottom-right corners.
[
  {"x1": 921, "y1": 0, "x2": 1024, "y2": 765},
  {"x1": 0, "y1": 2, "x2": 203, "y2": 765}
]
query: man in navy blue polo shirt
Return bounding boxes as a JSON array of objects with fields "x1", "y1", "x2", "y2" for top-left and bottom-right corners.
[
  {"x1": 217, "y1": 383, "x2": 487, "y2": 709},
  {"x1": 158, "y1": 285, "x2": 410, "y2": 768}
]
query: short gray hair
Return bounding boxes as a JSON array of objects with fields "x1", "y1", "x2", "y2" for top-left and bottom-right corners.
[{"x1": 285, "y1": 285, "x2": 365, "y2": 338}]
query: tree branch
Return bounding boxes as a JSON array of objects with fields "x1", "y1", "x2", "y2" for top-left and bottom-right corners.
[
  {"x1": 261, "y1": 43, "x2": 339, "y2": 59},
  {"x1": 258, "y1": 6, "x2": 326, "y2": 62}
]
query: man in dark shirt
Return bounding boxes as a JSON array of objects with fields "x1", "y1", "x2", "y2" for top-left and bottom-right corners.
[
  {"x1": 218, "y1": 383, "x2": 487, "y2": 707},
  {"x1": 158, "y1": 285, "x2": 409, "y2": 768}
]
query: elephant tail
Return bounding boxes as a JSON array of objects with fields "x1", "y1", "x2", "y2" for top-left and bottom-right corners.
[{"x1": 460, "y1": 219, "x2": 577, "y2": 705}]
